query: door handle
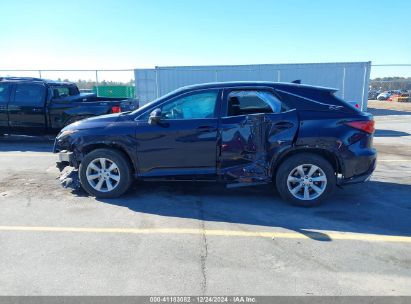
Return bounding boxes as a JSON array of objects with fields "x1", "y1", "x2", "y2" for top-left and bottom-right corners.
[
  {"x1": 273, "y1": 121, "x2": 294, "y2": 129},
  {"x1": 32, "y1": 108, "x2": 42, "y2": 112},
  {"x1": 196, "y1": 125, "x2": 215, "y2": 133}
]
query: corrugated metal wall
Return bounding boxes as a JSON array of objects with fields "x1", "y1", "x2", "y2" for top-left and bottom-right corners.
[{"x1": 135, "y1": 62, "x2": 371, "y2": 110}]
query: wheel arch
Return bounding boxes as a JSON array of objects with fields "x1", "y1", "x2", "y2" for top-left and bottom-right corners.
[
  {"x1": 79, "y1": 143, "x2": 137, "y2": 175},
  {"x1": 271, "y1": 147, "x2": 341, "y2": 179}
]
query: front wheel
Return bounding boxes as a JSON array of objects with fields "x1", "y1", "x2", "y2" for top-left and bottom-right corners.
[
  {"x1": 79, "y1": 149, "x2": 132, "y2": 198},
  {"x1": 275, "y1": 154, "x2": 336, "y2": 207}
]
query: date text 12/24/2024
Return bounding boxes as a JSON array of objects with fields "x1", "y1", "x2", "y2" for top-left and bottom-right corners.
[{"x1": 149, "y1": 296, "x2": 257, "y2": 303}]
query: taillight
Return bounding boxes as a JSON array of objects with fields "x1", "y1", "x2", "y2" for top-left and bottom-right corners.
[
  {"x1": 344, "y1": 120, "x2": 375, "y2": 134},
  {"x1": 355, "y1": 103, "x2": 359, "y2": 108},
  {"x1": 111, "y1": 106, "x2": 121, "y2": 113}
]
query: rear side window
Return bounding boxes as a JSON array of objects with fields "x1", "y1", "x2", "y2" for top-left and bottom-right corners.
[
  {"x1": 0, "y1": 83, "x2": 10, "y2": 104},
  {"x1": 14, "y1": 84, "x2": 45, "y2": 106},
  {"x1": 51, "y1": 85, "x2": 79, "y2": 99},
  {"x1": 226, "y1": 90, "x2": 285, "y2": 116}
]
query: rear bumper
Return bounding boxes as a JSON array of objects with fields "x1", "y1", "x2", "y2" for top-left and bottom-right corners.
[
  {"x1": 338, "y1": 145, "x2": 377, "y2": 185},
  {"x1": 338, "y1": 157, "x2": 376, "y2": 185}
]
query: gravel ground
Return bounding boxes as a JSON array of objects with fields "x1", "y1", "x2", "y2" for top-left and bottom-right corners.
[{"x1": 368, "y1": 99, "x2": 411, "y2": 113}]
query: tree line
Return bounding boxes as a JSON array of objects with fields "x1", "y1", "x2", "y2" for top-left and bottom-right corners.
[
  {"x1": 57, "y1": 78, "x2": 134, "y2": 90},
  {"x1": 370, "y1": 77, "x2": 411, "y2": 91}
]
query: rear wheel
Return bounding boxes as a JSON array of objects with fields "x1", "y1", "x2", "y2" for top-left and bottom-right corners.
[
  {"x1": 275, "y1": 154, "x2": 336, "y2": 206},
  {"x1": 79, "y1": 149, "x2": 132, "y2": 198}
]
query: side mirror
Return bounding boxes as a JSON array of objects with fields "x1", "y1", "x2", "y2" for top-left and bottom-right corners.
[{"x1": 148, "y1": 108, "x2": 162, "y2": 125}]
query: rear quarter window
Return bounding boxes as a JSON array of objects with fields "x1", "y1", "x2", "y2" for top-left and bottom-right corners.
[{"x1": 276, "y1": 88, "x2": 356, "y2": 113}]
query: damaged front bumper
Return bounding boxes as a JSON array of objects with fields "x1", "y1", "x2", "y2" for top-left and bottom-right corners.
[
  {"x1": 56, "y1": 150, "x2": 76, "y2": 171},
  {"x1": 56, "y1": 150, "x2": 81, "y2": 191},
  {"x1": 59, "y1": 167, "x2": 81, "y2": 190}
]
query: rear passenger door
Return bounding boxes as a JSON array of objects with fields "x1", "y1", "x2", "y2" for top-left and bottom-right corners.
[
  {"x1": 8, "y1": 83, "x2": 47, "y2": 134},
  {"x1": 0, "y1": 83, "x2": 11, "y2": 132},
  {"x1": 218, "y1": 88, "x2": 298, "y2": 183}
]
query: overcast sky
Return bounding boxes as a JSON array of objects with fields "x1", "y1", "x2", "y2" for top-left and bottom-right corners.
[{"x1": 1, "y1": 0, "x2": 410, "y2": 78}]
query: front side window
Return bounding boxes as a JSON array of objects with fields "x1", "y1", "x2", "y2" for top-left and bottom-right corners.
[
  {"x1": 14, "y1": 84, "x2": 45, "y2": 106},
  {"x1": 161, "y1": 91, "x2": 218, "y2": 120},
  {"x1": 226, "y1": 90, "x2": 285, "y2": 116},
  {"x1": 0, "y1": 83, "x2": 10, "y2": 104}
]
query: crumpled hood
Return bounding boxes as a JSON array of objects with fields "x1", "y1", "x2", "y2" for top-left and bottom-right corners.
[{"x1": 63, "y1": 113, "x2": 121, "y2": 131}]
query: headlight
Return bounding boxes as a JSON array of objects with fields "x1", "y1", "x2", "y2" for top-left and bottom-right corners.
[{"x1": 57, "y1": 129, "x2": 78, "y2": 140}]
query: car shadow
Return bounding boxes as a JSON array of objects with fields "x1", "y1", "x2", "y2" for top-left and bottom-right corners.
[
  {"x1": 367, "y1": 107, "x2": 411, "y2": 116},
  {"x1": 374, "y1": 129, "x2": 410, "y2": 137},
  {"x1": 0, "y1": 135, "x2": 54, "y2": 152},
  {"x1": 96, "y1": 180, "x2": 411, "y2": 241}
]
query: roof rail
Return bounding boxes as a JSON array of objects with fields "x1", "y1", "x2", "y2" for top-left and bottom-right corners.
[{"x1": 0, "y1": 77, "x2": 44, "y2": 81}]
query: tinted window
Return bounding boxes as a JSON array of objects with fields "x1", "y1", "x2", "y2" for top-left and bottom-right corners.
[
  {"x1": 161, "y1": 91, "x2": 218, "y2": 119},
  {"x1": 226, "y1": 90, "x2": 285, "y2": 116},
  {"x1": 51, "y1": 85, "x2": 79, "y2": 99},
  {"x1": 0, "y1": 83, "x2": 10, "y2": 104},
  {"x1": 14, "y1": 84, "x2": 45, "y2": 106}
]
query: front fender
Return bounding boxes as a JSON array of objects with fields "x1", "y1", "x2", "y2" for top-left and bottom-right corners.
[{"x1": 73, "y1": 136, "x2": 139, "y2": 175}]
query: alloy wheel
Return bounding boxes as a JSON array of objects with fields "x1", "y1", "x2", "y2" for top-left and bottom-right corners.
[
  {"x1": 86, "y1": 158, "x2": 121, "y2": 192},
  {"x1": 286, "y1": 164, "x2": 327, "y2": 201}
]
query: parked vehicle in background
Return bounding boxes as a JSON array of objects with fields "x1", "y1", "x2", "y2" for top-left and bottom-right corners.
[
  {"x1": 397, "y1": 93, "x2": 410, "y2": 102},
  {"x1": 377, "y1": 91, "x2": 392, "y2": 100},
  {"x1": 0, "y1": 77, "x2": 138, "y2": 136},
  {"x1": 387, "y1": 93, "x2": 401, "y2": 102},
  {"x1": 55, "y1": 81, "x2": 376, "y2": 206},
  {"x1": 368, "y1": 90, "x2": 380, "y2": 100}
]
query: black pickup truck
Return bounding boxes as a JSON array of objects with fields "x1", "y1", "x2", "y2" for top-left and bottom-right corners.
[{"x1": 0, "y1": 77, "x2": 138, "y2": 136}]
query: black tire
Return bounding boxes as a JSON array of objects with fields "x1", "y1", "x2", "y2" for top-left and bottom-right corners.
[
  {"x1": 79, "y1": 148, "x2": 132, "y2": 198},
  {"x1": 275, "y1": 153, "x2": 336, "y2": 207}
]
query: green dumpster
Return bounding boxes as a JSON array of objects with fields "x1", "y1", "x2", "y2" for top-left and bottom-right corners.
[{"x1": 93, "y1": 85, "x2": 135, "y2": 98}]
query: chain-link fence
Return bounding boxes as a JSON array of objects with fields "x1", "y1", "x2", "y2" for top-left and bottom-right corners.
[
  {"x1": 1, "y1": 64, "x2": 411, "y2": 101},
  {"x1": 0, "y1": 69, "x2": 135, "y2": 98}
]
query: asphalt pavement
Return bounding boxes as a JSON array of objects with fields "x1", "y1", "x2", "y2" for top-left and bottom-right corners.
[{"x1": 0, "y1": 109, "x2": 410, "y2": 295}]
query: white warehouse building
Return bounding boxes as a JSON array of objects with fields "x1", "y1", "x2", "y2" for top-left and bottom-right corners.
[{"x1": 134, "y1": 61, "x2": 371, "y2": 110}]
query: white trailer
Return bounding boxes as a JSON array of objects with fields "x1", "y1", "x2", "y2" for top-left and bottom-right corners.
[{"x1": 134, "y1": 62, "x2": 371, "y2": 110}]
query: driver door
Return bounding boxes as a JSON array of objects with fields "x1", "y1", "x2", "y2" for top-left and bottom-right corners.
[{"x1": 135, "y1": 89, "x2": 221, "y2": 178}]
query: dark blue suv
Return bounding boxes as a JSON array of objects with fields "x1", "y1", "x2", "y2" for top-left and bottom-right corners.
[{"x1": 55, "y1": 81, "x2": 376, "y2": 206}]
